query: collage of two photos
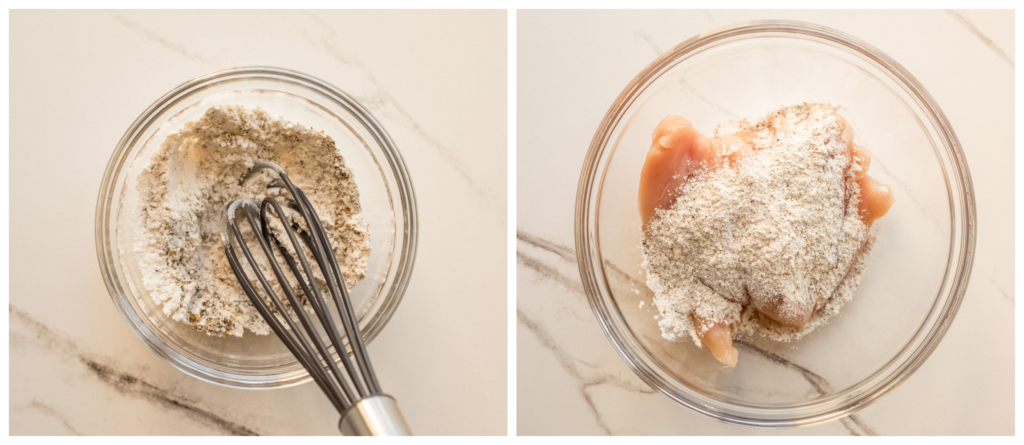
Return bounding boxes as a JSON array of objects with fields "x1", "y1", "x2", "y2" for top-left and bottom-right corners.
[{"x1": 9, "y1": 8, "x2": 1014, "y2": 437}]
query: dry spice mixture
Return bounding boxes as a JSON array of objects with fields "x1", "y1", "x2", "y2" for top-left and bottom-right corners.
[
  {"x1": 642, "y1": 103, "x2": 875, "y2": 345},
  {"x1": 132, "y1": 105, "x2": 370, "y2": 337}
]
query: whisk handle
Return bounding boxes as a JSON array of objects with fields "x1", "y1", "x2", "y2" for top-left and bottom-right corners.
[{"x1": 337, "y1": 394, "x2": 411, "y2": 436}]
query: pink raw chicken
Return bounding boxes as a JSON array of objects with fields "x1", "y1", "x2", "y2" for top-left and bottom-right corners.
[{"x1": 639, "y1": 114, "x2": 893, "y2": 366}]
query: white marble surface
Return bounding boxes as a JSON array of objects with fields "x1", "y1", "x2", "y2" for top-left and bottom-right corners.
[
  {"x1": 10, "y1": 10, "x2": 507, "y2": 435},
  {"x1": 517, "y1": 10, "x2": 1013, "y2": 435}
]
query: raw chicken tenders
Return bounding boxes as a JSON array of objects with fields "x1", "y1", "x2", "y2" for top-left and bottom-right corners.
[{"x1": 639, "y1": 104, "x2": 893, "y2": 366}]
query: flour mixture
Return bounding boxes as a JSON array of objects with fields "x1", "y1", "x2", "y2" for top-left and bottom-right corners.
[
  {"x1": 132, "y1": 105, "x2": 371, "y2": 337},
  {"x1": 639, "y1": 103, "x2": 893, "y2": 366}
]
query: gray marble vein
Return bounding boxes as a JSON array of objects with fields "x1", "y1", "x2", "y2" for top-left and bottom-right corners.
[
  {"x1": 517, "y1": 230, "x2": 635, "y2": 302},
  {"x1": 78, "y1": 358, "x2": 259, "y2": 436},
  {"x1": 26, "y1": 400, "x2": 83, "y2": 435},
  {"x1": 517, "y1": 231, "x2": 576, "y2": 262},
  {"x1": 517, "y1": 230, "x2": 879, "y2": 435},
  {"x1": 679, "y1": 77, "x2": 742, "y2": 120},
  {"x1": 300, "y1": 13, "x2": 491, "y2": 204},
  {"x1": 733, "y1": 341, "x2": 876, "y2": 436},
  {"x1": 634, "y1": 31, "x2": 663, "y2": 56},
  {"x1": 700, "y1": 10, "x2": 720, "y2": 27},
  {"x1": 518, "y1": 230, "x2": 636, "y2": 292},
  {"x1": 733, "y1": 340, "x2": 831, "y2": 394},
  {"x1": 632, "y1": 29, "x2": 741, "y2": 120},
  {"x1": 862, "y1": 156, "x2": 946, "y2": 238},
  {"x1": 106, "y1": 11, "x2": 220, "y2": 67},
  {"x1": 839, "y1": 415, "x2": 879, "y2": 437},
  {"x1": 603, "y1": 259, "x2": 638, "y2": 287},
  {"x1": 10, "y1": 305, "x2": 259, "y2": 436},
  {"x1": 946, "y1": 10, "x2": 1014, "y2": 68},
  {"x1": 518, "y1": 310, "x2": 611, "y2": 435},
  {"x1": 990, "y1": 277, "x2": 1014, "y2": 303},
  {"x1": 518, "y1": 250, "x2": 585, "y2": 295},
  {"x1": 518, "y1": 309, "x2": 657, "y2": 436}
]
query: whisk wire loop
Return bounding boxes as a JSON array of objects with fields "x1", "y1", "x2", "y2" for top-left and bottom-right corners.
[
  {"x1": 223, "y1": 202, "x2": 348, "y2": 411},
  {"x1": 221, "y1": 161, "x2": 408, "y2": 435},
  {"x1": 243, "y1": 202, "x2": 362, "y2": 405},
  {"x1": 291, "y1": 186, "x2": 381, "y2": 394},
  {"x1": 257, "y1": 196, "x2": 370, "y2": 400}
]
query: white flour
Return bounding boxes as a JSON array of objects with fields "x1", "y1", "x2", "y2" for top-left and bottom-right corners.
[
  {"x1": 642, "y1": 103, "x2": 874, "y2": 345},
  {"x1": 132, "y1": 105, "x2": 371, "y2": 337}
]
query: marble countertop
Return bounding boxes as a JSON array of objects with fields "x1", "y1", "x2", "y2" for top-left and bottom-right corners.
[
  {"x1": 516, "y1": 10, "x2": 1013, "y2": 435},
  {"x1": 10, "y1": 10, "x2": 507, "y2": 435}
]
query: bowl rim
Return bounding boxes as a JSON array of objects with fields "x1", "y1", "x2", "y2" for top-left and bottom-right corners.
[
  {"x1": 575, "y1": 20, "x2": 976, "y2": 427},
  {"x1": 95, "y1": 66, "x2": 418, "y2": 389}
]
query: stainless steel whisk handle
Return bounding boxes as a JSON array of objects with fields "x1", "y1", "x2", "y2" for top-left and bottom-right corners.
[{"x1": 338, "y1": 394, "x2": 411, "y2": 436}]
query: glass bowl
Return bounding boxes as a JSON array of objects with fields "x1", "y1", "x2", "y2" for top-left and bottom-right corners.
[
  {"x1": 96, "y1": 67, "x2": 418, "y2": 389},
  {"x1": 575, "y1": 21, "x2": 976, "y2": 427}
]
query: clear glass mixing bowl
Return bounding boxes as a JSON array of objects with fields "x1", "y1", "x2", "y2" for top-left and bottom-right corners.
[
  {"x1": 575, "y1": 21, "x2": 976, "y2": 427},
  {"x1": 96, "y1": 67, "x2": 418, "y2": 388}
]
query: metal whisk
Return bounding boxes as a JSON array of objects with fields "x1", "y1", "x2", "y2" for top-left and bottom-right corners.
[{"x1": 221, "y1": 161, "x2": 410, "y2": 436}]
